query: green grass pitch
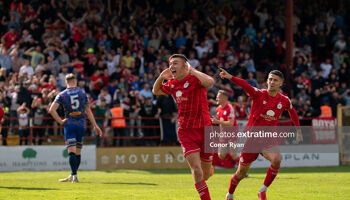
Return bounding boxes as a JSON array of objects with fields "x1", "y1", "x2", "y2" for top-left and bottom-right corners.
[{"x1": 0, "y1": 166, "x2": 349, "y2": 200}]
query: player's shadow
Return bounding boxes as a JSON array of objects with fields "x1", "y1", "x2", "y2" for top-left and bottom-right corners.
[
  {"x1": 83, "y1": 182, "x2": 157, "y2": 186},
  {"x1": 0, "y1": 186, "x2": 59, "y2": 190}
]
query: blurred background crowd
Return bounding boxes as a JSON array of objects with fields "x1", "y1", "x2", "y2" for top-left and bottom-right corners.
[{"x1": 0, "y1": 0, "x2": 349, "y2": 146}]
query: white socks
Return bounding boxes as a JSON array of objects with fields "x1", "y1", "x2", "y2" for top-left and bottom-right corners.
[{"x1": 259, "y1": 185, "x2": 268, "y2": 193}]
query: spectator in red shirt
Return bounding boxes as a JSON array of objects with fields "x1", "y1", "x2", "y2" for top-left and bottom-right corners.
[
  {"x1": 101, "y1": 68, "x2": 110, "y2": 88},
  {"x1": 89, "y1": 69, "x2": 103, "y2": 97},
  {"x1": 235, "y1": 95, "x2": 248, "y2": 119},
  {"x1": 57, "y1": 12, "x2": 88, "y2": 43},
  {"x1": 1, "y1": 27, "x2": 19, "y2": 48}
]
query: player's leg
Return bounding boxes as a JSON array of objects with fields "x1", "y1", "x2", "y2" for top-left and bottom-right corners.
[
  {"x1": 71, "y1": 125, "x2": 86, "y2": 183},
  {"x1": 186, "y1": 152, "x2": 211, "y2": 200},
  {"x1": 76, "y1": 143, "x2": 82, "y2": 169},
  {"x1": 229, "y1": 153, "x2": 239, "y2": 163},
  {"x1": 226, "y1": 163, "x2": 250, "y2": 200},
  {"x1": 218, "y1": 152, "x2": 228, "y2": 160},
  {"x1": 71, "y1": 144, "x2": 81, "y2": 183},
  {"x1": 201, "y1": 152, "x2": 214, "y2": 181},
  {"x1": 67, "y1": 144, "x2": 78, "y2": 176},
  {"x1": 226, "y1": 153, "x2": 258, "y2": 200},
  {"x1": 59, "y1": 124, "x2": 78, "y2": 182},
  {"x1": 75, "y1": 125, "x2": 86, "y2": 170},
  {"x1": 258, "y1": 147, "x2": 281, "y2": 200}
]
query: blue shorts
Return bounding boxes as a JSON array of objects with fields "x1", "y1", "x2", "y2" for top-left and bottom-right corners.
[{"x1": 64, "y1": 120, "x2": 85, "y2": 149}]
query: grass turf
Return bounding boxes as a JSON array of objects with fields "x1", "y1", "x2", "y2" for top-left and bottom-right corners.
[{"x1": 0, "y1": 166, "x2": 349, "y2": 200}]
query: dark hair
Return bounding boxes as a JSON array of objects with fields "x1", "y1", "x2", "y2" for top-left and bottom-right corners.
[
  {"x1": 269, "y1": 70, "x2": 284, "y2": 81},
  {"x1": 169, "y1": 54, "x2": 188, "y2": 62}
]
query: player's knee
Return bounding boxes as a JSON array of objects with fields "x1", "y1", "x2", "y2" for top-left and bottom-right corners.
[
  {"x1": 236, "y1": 171, "x2": 247, "y2": 180},
  {"x1": 202, "y1": 169, "x2": 211, "y2": 181},
  {"x1": 271, "y1": 155, "x2": 281, "y2": 167},
  {"x1": 235, "y1": 168, "x2": 248, "y2": 180},
  {"x1": 191, "y1": 165, "x2": 203, "y2": 179},
  {"x1": 218, "y1": 153, "x2": 226, "y2": 160},
  {"x1": 203, "y1": 173, "x2": 209, "y2": 181},
  {"x1": 230, "y1": 153, "x2": 239, "y2": 160}
]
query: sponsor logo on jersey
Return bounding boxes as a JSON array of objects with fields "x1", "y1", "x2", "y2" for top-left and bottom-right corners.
[
  {"x1": 260, "y1": 110, "x2": 277, "y2": 121},
  {"x1": 69, "y1": 111, "x2": 82, "y2": 116},
  {"x1": 266, "y1": 110, "x2": 275, "y2": 116}
]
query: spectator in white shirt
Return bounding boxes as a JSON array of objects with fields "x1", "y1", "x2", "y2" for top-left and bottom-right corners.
[
  {"x1": 320, "y1": 58, "x2": 332, "y2": 78},
  {"x1": 195, "y1": 41, "x2": 209, "y2": 59},
  {"x1": 19, "y1": 59, "x2": 34, "y2": 79},
  {"x1": 188, "y1": 51, "x2": 200, "y2": 68}
]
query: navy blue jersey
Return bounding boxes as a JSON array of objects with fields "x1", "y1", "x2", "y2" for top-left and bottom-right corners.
[{"x1": 54, "y1": 87, "x2": 88, "y2": 126}]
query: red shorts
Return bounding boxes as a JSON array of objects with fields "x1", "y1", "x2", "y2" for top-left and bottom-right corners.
[
  {"x1": 178, "y1": 127, "x2": 213, "y2": 162},
  {"x1": 239, "y1": 153, "x2": 261, "y2": 166}
]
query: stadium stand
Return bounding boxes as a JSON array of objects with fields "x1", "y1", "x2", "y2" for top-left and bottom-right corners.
[{"x1": 0, "y1": 0, "x2": 349, "y2": 146}]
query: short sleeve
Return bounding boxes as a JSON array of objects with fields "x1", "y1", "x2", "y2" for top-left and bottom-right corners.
[
  {"x1": 228, "y1": 105, "x2": 235, "y2": 120},
  {"x1": 285, "y1": 97, "x2": 293, "y2": 111},
  {"x1": 160, "y1": 80, "x2": 173, "y2": 95},
  {"x1": 54, "y1": 93, "x2": 63, "y2": 104},
  {"x1": 82, "y1": 91, "x2": 89, "y2": 105},
  {"x1": 248, "y1": 87, "x2": 261, "y2": 99},
  {"x1": 190, "y1": 75, "x2": 202, "y2": 88}
]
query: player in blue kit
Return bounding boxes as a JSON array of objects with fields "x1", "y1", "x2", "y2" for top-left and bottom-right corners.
[{"x1": 49, "y1": 73, "x2": 102, "y2": 183}]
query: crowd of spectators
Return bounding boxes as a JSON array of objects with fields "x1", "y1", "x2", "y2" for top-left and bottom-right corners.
[{"x1": 0, "y1": 0, "x2": 349, "y2": 146}]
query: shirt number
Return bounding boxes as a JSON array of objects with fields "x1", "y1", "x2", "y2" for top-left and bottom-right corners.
[{"x1": 70, "y1": 94, "x2": 79, "y2": 109}]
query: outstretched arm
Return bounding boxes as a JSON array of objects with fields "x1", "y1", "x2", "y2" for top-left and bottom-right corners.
[
  {"x1": 57, "y1": 12, "x2": 70, "y2": 25},
  {"x1": 219, "y1": 67, "x2": 257, "y2": 97}
]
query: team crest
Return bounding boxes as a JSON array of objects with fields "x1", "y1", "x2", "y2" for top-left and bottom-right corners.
[
  {"x1": 176, "y1": 90, "x2": 182, "y2": 97},
  {"x1": 277, "y1": 103, "x2": 282, "y2": 109},
  {"x1": 266, "y1": 110, "x2": 275, "y2": 116},
  {"x1": 184, "y1": 81, "x2": 189, "y2": 88},
  {"x1": 223, "y1": 111, "x2": 227, "y2": 115},
  {"x1": 263, "y1": 100, "x2": 266, "y2": 104},
  {"x1": 171, "y1": 84, "x2": 174, "y2": 88}
]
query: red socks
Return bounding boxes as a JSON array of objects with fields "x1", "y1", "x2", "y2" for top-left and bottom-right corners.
[
  {"x1": 228, "y1": 173, "x2": 241, "y2": 194},
  {"x1": 195, "y1": 180, "x2": 211, "y2": 200},
  {"x1": 263, "y1": 165, "x2": 280, "y2": 187}
]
